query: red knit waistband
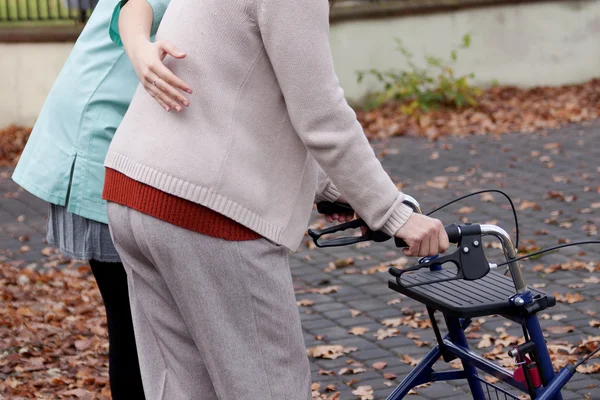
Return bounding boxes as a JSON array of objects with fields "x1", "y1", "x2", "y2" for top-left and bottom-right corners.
[{"x1": 102, "y1": 168, "x2": 261, "y2": 241}]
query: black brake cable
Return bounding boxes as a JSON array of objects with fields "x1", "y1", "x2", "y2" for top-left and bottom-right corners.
[
  {"x1": 575, "y1": 347, "x2": 600, "y2": 369},
  {"x1": 425, "y1": 189, "x2": 520, "y2": 249}
]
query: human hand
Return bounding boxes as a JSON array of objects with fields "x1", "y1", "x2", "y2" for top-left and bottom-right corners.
[
  {"x1": 129, "y1": 38, "x2": 192, "y2": 112},
  {"x1": 322, "y1": 196, "x2": 355, "y2": 223},
  {"x1": 324, "y1": 210, "x2": 355, "y2": 223},
  {"x1": 395, "y1": 214, "x2": 449, "y2": 257}
]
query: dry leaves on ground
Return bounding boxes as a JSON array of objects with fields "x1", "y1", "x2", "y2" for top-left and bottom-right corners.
[
  {"x1": 339, "y1": 366, "x2": 367, "y2": 375},
  {"x1": 295, "y1": 285, "x2": 340, "y2": 295},
  {"x1": 312, "y1": 382, "x2": 341, "y2": 400},
  {"x1": 554, "y1": 292, "x2": 585, "y2": 304},
  {"x1": 381, "y1": 307, "x2": 432, "y2": 330},
  {"x1": 348, "y1": 327, "x2": 369, "y2": 336},
  {"x1": 0, "y1": 125, "x2": 32, "y2": 167},
  {"x1": 351, "y1": 385, "x2": 374, "y2": 400},
  {"x1": 324, "y1": 257, "x2": 355, "y2": 273},
  {"x1": 374, "y1": 328, "x2": 400, "y2": 340},
  {"x1": 297, "y1": 299, "x2": 315, "y2": 307},
  {"x1": 0, "y1": 261, "x2": 111, "y2": 399},
  {"x1": 357, "y1": 79, "x2": 600, "y2": 140},
  {"x1": 306, "y1": 345, "x2": 358, "y2": 360},
  {"x1": 372, "y1": 361, "x2": 387, "y2": 370},
  {"x1": 533, "y1": 261, "x2": 599, "y2": 274}
]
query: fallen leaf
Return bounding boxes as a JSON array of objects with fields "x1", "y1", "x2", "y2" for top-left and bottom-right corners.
[
  {"x1": 306, "y1": 345, "x2": 357, "y2": 360},
  {"x1": 324, "y1": 384, "x2": 337, "y2": 392},
  {"x1": 324, "y1": 257, "x2": 355, "y2": 272},
  {"x1": 401, "y1": 354, "x2": 421, "y2": 367},
  {"x1": 372, "y1": 361, "x2": 387, "y2": 370},
  {"x1": 478, "y1": 334, "x2": 494, "y2": 349},
  {"x1": 318, "y1": 369, "x2": 336, "y2": 376},
  {"x1": 519, "y1": 200, "x2": 541, "y2": 211},
  {"x1": 339, "y1": 367, "x2": 367, "y2": 375},
  {"x1": 61, "y1": 389, "x2": 94, "y2": 400},
  {"x1": 374, "y1": 328, "x2": 400, "y2": 340},
  {"x1": 546, "y1": 326, "x2": 575, "y2": 335},
  {"x1": 554, "y1": 292, "x2": 585, "y2": 304},
  {"x1": 473, "y1": 194, "x2": 492, "y2": 206},
  {"x1": 351, "y1": 385, "x2": 374, "y2": 400},
  {"x1": 348, "y1": 327, "x2": 369, "y2": 336},
  {"x1": 426, "y1": 177, "x2": 448, "y2": 189},
  {"x1": 41, "y1": 247, "x2": 56, "y2": 257}
]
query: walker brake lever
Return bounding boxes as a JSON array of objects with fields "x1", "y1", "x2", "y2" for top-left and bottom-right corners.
[
  {"x1": 388, "y1": 224, "x2": 490, "y2": 288},
  {"x1": 308, "y1": 202, "x2": 408, "y2": 248},
  {"x1": 308, "y1": 218, "x2": 394, "y2": 248}
]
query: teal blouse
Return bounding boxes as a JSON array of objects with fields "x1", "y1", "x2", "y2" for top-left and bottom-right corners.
[{"x1": 12, "y1": 0, "x2": 168, "y2": 224}]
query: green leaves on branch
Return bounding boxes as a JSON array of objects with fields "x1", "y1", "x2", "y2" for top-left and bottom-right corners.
[{"x1": 356, "y1": 34, "x2": 481, "y2": 114}]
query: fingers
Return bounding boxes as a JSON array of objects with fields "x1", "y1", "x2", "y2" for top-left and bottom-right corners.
[
  {"x1": 136, "y1": 41, "x2": 192, "y2": 112},
  {"x1": 156, "y1": 41, "x2": 193, "y2": 94},
  {"x1": 323, "y1": 211, "x2": 355, "y2": 224},
  {"x1": 337, "y1": 212, "x2": 354, "y2": 223},
  {"x1": 146, "y1": 86, "x2": 170, "y2": 111},
  {"x1": 158, "y1": 40, "x2": 187, "y2": 60},
  {"x1": 154, "y1": 61, "x2": 193, "y2": 97},
  {"x1": 438, "y1": 222, "x2": 450, "y2": 254},
  {"x1": 419, "y1": 235, "x2": 430, "y2": 257},
  {"x1": 153, "y1": 77, "x2": 189, "y2": 111},
  {"x1": 143, "y1": 73, "x2": 181, "y2": 112},
  {"x1": 403, "y1": 240, "x2": 421, "y2": 257},
  {"x1": 396, "y1": 214, "x2": 449, "y2": 257},
  {"x1": 428, "y1": 229, "x2": 439, "y2": 257}
]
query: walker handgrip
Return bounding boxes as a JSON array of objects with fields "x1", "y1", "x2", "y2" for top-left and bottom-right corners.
[
  {"x1": 393, "y1": 224, "x2": 460, "y2": 248},
  {"x1": 316, "y1": 202, "x2": 354, "y2": 216},
  {"x1": 445, "y1": 223, "x2": 461, "y2": 244}
]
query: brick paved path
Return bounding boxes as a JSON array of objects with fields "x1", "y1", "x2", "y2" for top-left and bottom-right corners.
[{"x1": 1, "y1": 123, "x2": 599, "y2": 399}]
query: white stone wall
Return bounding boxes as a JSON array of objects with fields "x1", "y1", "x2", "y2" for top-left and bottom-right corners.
[
  {"x1": 2, "y1": 0, "x2": 600, "y2": 125},
  {"x1": 1, "y1": 42, "x2": 74, "y2": 126},
  {"x1": 330, "y1": 0, "x2": 600, "y2": 102}
]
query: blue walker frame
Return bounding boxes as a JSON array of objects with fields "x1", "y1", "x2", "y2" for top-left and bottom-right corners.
[
  {"x1": 386, "y1": 264, "x2": 568, "y2": 400},
  {"x1": 310, "y1": 196, "x2": 580, "y2": 400},
  {"x1": 385, "y1": 225, "x2": 571, "y2": 400}
]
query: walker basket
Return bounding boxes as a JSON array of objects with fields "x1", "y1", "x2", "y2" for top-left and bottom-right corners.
[{"x1": 475, "y1": 376, "x2": 522, "y2": 400}]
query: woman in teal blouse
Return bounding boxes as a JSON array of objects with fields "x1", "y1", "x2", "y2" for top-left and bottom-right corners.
[{"x1": 12, "y1": 0, "x2": 190, "y2": 397}]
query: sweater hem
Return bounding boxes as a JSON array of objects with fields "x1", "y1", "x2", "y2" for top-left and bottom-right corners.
[{"x1": 104, "y1": 151, "x2": 286, "y2": 246}]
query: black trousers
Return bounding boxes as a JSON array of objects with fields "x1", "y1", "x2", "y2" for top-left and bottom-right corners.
[{"x1": 90, "y1": 260, "x2": 145, "y2": 400}]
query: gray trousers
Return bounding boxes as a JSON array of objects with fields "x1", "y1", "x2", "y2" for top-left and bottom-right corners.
[{"x1": 107, "y1": 203, "x2": 311, "y2": 400}]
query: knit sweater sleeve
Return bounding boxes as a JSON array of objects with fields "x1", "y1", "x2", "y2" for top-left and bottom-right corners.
[
  {"x1": 315, "y1": 166, "x2": 341, "y2": 203},
  {"x1": 256, "y1": 0, "x2": 412, "y2": 235}
]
